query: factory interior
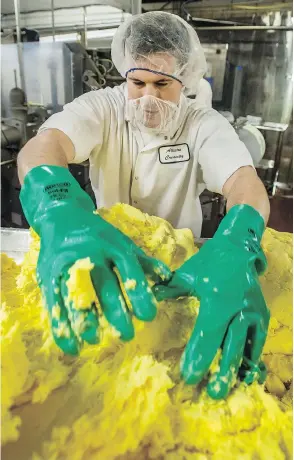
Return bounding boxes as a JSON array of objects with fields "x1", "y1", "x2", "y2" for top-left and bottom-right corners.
[
  {"x1": 1, "y1": 0, "x2": 293, "y2": 235},
  {"x1": 1, "y1": 1, "x2": 293, "y2": 460}
]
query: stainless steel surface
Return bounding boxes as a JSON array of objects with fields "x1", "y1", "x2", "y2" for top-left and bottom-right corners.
[
  {"x1": 221, "y1": 32, "x2": 293, "y2": 126},
  {"x1": 250, "y1": 123, "x2": 289, "y2": 193},
  {"x1": 1, "y1": 228, "x2": 31, "y2": 263},
  {"x1": 1, "y1": 42, "x2": 84, "y2": 115},
  {"x1": 1, "y1": 228, "x2": 207, "y2": 265},
  {"x1": 202, "y1": 44, "x2": 228, "y2": 102},
  {"x1": 194, "y1": 238, "x2": 207, "y2": 248},
  {"x1": 271, "y1": 130, "x2": 288, "y2": 194}
]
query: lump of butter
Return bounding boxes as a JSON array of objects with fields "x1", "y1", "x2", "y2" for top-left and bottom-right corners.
[
  {"x1": 1, "y1": 204, "x2": 292, "y2": 460},
  {"x1": 66, "y1": 258, "x2": 97, "y2": 310}
]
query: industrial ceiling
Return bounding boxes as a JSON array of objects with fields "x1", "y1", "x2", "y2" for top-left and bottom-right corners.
[{"x1": 0, "y1": 0, "x2": 138, "y2": 15}]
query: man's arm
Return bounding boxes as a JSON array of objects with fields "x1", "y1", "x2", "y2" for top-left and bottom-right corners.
[
  {"x1": 18, "y1": 89, "x2": 108, "y2": 184},
  {"x1": 222, "y1": 166, "x2": 270, "y2": 225},
  {"x1": 17, "y1": 129, "x2": 75, "y2": 184}
]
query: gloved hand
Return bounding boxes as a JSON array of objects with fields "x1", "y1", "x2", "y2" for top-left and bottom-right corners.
[
  {"x1": 20, "y1": 165, "x2": 171, "y2": 355},
  {"x1": 153, "y1": 204, "x2": 270, "y2": 399}
]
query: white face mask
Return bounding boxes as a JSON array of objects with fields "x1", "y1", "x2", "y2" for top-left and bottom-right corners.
[{"x1": 126, "y1": 95, "x2": 179, "y2": 134}]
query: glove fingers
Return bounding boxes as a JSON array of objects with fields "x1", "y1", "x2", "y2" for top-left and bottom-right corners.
[
  {"x1": 240, "y1": 288, "x2": 270, "y2": 384},
  {"x1": 152, "y1": 274, "x2": 193, "y2": 302},
  {"x1": 43, "y1": 279, "x2": 81, "y2": 355},
  {"x1": 111, "y1": 252, "x2": 158, "y2": 322},
  {"x1": 136, "y1": 252, "x2": 172, "y2": 283},
  {"x1": 240, "y1": 358, "x2": 267, "y2": 385},
  {"x1": 180, "y1": 300, "x2": 227, "y2": 385},
  {"x1": 246, "y1": 288, "x2": 270, "y2": 362},
  {"x1": 60, "y1": 276, "x2": 99, "y2": 346},
  {"x1": 91, "y1": 265, "x2": 135, "y2": 341},
  {"x1": 207, "y1": 312, "x2": 249, "y2": 400}
]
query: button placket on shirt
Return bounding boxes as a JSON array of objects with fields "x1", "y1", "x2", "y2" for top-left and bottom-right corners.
[
  {"x1": 130, "y1": 131, "x2": 144, "y2": 207},
  {"x1": 130, "y1": 131, "x2": 171, "y2": 207}
]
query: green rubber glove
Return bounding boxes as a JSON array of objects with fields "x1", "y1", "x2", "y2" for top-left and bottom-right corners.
[
  {"x1": 153, "y1": 204, "x2": 270, "y2": 399},
  {"x1": 20, "y1": 165, "x2": 171, "y2": 355}
]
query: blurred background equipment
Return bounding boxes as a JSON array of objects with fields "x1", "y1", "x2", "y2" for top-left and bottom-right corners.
[{"x1": 1, "y1": 0, "x2": 293, "y2": 234}]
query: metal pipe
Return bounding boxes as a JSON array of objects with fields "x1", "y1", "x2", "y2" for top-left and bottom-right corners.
[
  {"x1": 51, "y1": 0, "x2": 55, "y2": 42},
  {"x1": 29, "y1": 24, "x2": 118, "y2": 35},
  {"x1": 131, "y1": 0, "x2": 142, "y2": 15},
  {"x1": 191, "y1": 17, "x2": 239, "y2": 25},
  {"x1": 13, "y1": 0, "x2": 26, "y2": 92},
  {"x1": 82, "y1": 6, "x2": 87, "y2": 48},
  {"x1": 0, "y1": 159, "x2": 16, "y2": 166},
  {"x1": 14, "y1": 69, "x2": 17, "y2": 87},
  {"x1": 14, "y1": 0, "x2": 21, "y2": 43},
  {"x1": 187, "y1": 2, "x2": 292, "y2": 13},
  {"x1": 195, "y1": 25, "x2": 293, "y2": 31},
  {"x1": 1, "y1": 126, "x2": 22, "y2": 147}
]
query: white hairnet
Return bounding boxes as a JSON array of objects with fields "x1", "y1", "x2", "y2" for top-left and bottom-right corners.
[{"x1": 111, "y1": 11, "x2": 207, "y2": 94}]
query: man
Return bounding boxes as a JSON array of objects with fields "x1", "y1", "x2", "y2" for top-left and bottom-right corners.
[{"x1": 17, "y1": 11, "x2": 270, "y2": 400}]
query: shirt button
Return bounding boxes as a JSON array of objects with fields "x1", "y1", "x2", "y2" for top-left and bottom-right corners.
[
  {"x1": 134, "y1": 201, "x2": 138, "y2": 204},
  {"x1": 164, "y1": 136, "x2": 168, "y2": 140},
  {"x1": 135, "y1": 176, "x2": 138, "y2": 180}
]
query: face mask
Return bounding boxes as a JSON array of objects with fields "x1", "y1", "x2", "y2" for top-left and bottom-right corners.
[{"x1": 126, "y1": 95, "x2": 179, "y2": 134}]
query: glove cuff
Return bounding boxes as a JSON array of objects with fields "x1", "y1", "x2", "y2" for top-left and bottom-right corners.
[
  {"x1": 217, "y1": 204, "x2": 265, "y2": 243},
  {"x1": 20, "y1": 165, "x2": 95, "y2": 233}
]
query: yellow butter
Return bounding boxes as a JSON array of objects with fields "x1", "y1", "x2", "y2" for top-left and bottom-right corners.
[
  {"x1": 66, "y1": 258, "x2": 97, "y2": 310},
  {"x1": 1, "y1": 204, "x2": 292, "y2": 460}
]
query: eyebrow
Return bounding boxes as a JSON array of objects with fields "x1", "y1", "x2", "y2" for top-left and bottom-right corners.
[{"x1": 128, "y1": 77, "x2": 172, "y2": 83}]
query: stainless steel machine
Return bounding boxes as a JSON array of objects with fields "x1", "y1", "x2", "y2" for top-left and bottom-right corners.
[
  {"x1": 1, "y1": 34, "x2": 291, "y2": 236},
  {"x1": 1, "y1": 41, "x2": 100, "y2": 228}
]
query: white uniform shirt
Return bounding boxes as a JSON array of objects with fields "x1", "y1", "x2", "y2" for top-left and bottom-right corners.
[{"x1": 39, "y1": 83, "x2": 253, "y2": 237}]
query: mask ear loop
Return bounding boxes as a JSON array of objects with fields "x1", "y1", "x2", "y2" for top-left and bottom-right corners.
[{"x1": 125, "y1": 68, "x2": 183, "y2": 85}]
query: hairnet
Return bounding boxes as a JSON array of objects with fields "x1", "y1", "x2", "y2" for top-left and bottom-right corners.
[{"x1": 111, "y1": 11, "x2": 207, "y2": 94}]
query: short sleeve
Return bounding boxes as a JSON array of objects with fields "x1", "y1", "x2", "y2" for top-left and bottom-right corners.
[
  {"x1": 38, "y1": 90, "x2": 108, "y2": 163},
  {"x1": 198, "y1": 110, "x2": 254, "y2": 194}
]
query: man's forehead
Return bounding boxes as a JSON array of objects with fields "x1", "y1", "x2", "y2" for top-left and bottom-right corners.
[{"x1": 134, "y1": 53, "x2": 176, "y2": 74}]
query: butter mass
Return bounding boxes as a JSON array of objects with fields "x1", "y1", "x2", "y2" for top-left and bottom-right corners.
[{"x1": 1, "y1": 203, "x2": 292, "y2": 459}]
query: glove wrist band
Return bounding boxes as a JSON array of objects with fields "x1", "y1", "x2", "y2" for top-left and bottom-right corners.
[{"x1": 20, "y1": 165, "x2": 95, "y2": 234}]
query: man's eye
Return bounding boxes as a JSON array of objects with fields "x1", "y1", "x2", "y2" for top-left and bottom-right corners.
[
  {"x1": 156, "y1": 82, "x2": 168, "y2": 87},
  {"x1": 133, "y1": 81, "x2": 144, "y2": 87}
]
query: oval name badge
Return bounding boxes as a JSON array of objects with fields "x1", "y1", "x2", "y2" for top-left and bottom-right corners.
[{"x1": 158, "y1": 143, "x2": 190, "y2": 164}]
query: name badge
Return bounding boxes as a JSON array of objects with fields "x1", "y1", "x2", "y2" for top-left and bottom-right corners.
[{"x1": 158, "y1": 143, "x2": 190, "y2": 164}]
